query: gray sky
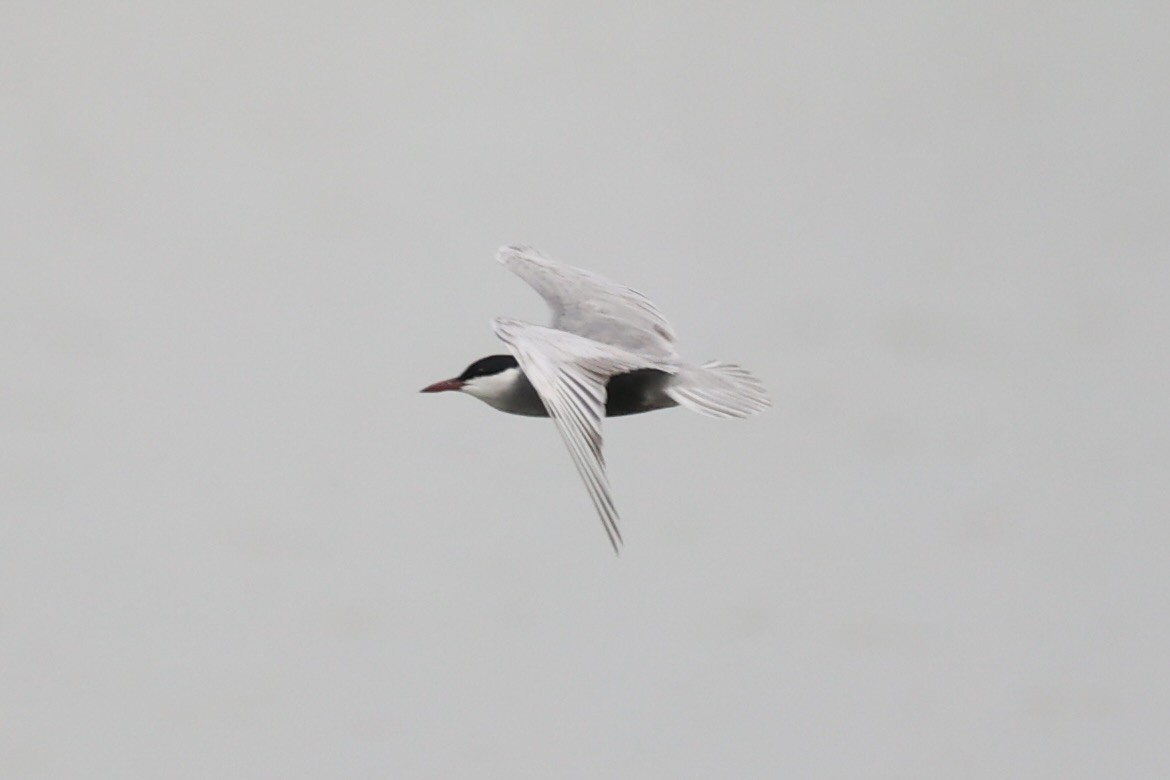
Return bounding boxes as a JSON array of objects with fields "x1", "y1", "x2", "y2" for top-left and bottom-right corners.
[{"x1": 3, "y1": 3, "x2": 1168, "y2": 777}]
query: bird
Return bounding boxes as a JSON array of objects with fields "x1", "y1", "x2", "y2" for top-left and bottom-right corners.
[{"x1": 421, "y1": 245, "x2": 770, "y2": 553}]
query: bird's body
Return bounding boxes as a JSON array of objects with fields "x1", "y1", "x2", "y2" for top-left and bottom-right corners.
[
  {"x1": 422, "y1": 246, "x2": 769, "y2": 552},
  {"x1": 455, "y1": 357, "x2": 678, "y2": 418}
]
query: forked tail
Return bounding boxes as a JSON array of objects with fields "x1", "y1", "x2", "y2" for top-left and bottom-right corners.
[{"x1": 665, "y1": 362, "x2": 771, "y2": 419}]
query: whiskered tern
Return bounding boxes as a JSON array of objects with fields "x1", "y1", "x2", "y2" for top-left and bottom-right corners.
[{"x1": 422, "y1": 246, "x2": 769, "y2": 553}]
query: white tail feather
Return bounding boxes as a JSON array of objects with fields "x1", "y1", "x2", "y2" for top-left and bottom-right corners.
[{"x1": 665, "y1": 362, "x2": 771, "y2": 419}]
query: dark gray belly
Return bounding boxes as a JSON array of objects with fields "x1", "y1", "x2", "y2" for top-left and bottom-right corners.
[{"x1": 604, "y1": 369, "x2": 677, "y2": 416}]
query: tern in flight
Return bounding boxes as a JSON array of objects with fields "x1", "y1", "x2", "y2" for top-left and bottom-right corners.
[{"x1": 422, "y1": 246, "x2": 769, "y2": 552}]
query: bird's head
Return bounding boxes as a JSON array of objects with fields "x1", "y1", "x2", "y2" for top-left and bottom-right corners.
[{"x1": 420, "y1": 354, "x2": 521, "y2": 404}]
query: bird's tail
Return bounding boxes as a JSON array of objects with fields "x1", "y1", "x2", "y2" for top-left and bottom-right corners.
[{"x1": 665, "y1": 362, "x2": 771, "y2": 419}]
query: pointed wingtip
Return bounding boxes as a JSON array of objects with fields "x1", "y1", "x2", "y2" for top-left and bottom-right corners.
[{"x1": 603, "y1": 512, "x2": 624, "y2": 555}]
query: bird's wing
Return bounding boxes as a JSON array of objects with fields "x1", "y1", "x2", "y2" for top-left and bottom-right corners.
[
  {"x1": 497, "y1": 245, "x2": 679, "y2": 362},
  {"x1": 492, "y1": 317, "x2": 675, "y2": 553}
]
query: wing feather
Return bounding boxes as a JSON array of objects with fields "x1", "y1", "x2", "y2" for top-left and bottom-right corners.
[
  {"x1": 497, "y1": 245, "x2": 679, "y2": 362},
  {"x1": 492, "y1": 317, "x2": 675, "y2": 553}
]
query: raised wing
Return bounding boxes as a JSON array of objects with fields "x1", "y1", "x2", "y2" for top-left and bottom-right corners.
[
  {"x1": 497, "y1": 245, "x2": 679, "y2": 362},
  {"x1": 492, "y1": 317, "x2": 675, "y2": 553}
]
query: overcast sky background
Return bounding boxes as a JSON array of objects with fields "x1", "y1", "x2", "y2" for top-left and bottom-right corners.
[{"x1": 3, "y1": 3, "x2": 1168, "y2": 778}]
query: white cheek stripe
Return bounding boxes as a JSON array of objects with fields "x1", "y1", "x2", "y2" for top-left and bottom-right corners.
[{"x1": 462, "y1": 367, "x2": 521, "y2": 400}]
